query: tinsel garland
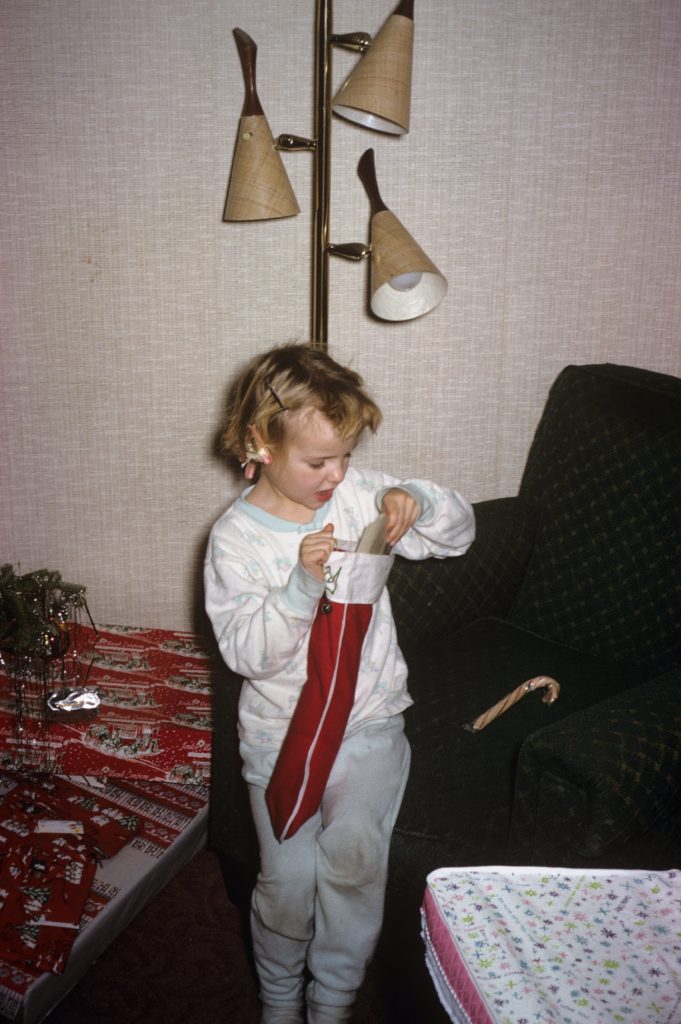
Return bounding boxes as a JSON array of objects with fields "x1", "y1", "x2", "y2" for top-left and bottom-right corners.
[
  {"x1": 0, "y1": 565, "x2": 96, "y2": 772},
  {"x1": 0, "y1": 564, "x2": 93, "y2": 659}
]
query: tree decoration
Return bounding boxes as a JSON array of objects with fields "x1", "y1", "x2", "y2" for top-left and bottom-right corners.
[{"x1": 0, "y1": 565, "x2": 98, "y2": 772}]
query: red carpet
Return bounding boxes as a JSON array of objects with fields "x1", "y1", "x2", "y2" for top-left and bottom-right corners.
[
  {"x1": 44, "y1": 849, "x2": 260, "y2": 1023},
  {"x1": 42, "y1": 848, "x2": 397, "y2": 1024}
]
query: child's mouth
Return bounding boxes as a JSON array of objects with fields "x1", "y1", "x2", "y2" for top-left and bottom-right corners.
[{"x1": 315, "y1": 489, "x2": 334, "y2": 503}]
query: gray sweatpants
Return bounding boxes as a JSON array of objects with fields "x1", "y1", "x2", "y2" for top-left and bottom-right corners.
[{"x1": 248, "y1": 714, "x2": 411, "y2": 1018}]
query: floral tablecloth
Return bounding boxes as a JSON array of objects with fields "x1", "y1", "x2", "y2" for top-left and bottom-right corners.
[
  {"x1": 0, "y1": 625, "x2": 213, "y2": 784},
  {"x1": 422, "y1": 865, "x2": 681, "y2": 1024}
]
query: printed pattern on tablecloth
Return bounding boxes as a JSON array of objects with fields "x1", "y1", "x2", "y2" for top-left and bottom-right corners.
[
  {"x1": 0, "y1": 625, "x2": 214, "y2": 783},
  {"x1": 422, "y1": 866, "x2": 681, "y2": 1024},
  {"x1": 0, "y1": 772, "x2": 139, "y2": 975},
  {"x1": 0, "y1": 774, "x2": 208, "y2": 1019}
]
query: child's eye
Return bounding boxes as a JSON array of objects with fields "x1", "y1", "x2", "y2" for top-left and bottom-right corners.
[{"x1": 308, "y1": 462, "x2": 324, "y2": 469}]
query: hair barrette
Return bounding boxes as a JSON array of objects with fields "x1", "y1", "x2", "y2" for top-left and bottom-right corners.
[{"x1": 267, "y1": 384, "x2": 287, "y2": 412}]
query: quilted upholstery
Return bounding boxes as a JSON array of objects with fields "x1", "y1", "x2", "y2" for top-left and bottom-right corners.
[
  {"x1": 511, "y1": 364, "x2": 681, "y2": 671},
  {"x1": 382, "y1": 365, "x2": 681, "y2": 889},
  {"x1": 510, "y1": 668, "x2": 681, "y2": 866},
  {"x1": 388, "y1": 496, "x2": 536, "y2": 660},
  {"x1": 389, "y1": 616, "x2": 645, "y2": 893}
]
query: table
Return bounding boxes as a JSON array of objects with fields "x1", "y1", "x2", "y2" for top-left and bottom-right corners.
[
  {"x1": 421, "y1": 865, "x2": 681, "y2": 1024},
  {"x1": 0, "y1": 625, "x2": 216, "y2": 1023},
  {"x1": 0, "y1": 773, "x2": 209, "y2": 1024}
]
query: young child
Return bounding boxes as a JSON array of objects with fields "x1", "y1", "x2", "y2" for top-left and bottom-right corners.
[{"x1": 204, "y1": 343, "x2": 474, "y2": 1024}]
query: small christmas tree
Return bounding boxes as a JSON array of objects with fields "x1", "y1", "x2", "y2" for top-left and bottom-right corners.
[{"x1": 0, "y1": 565, "x2": 96, "y2": 771}]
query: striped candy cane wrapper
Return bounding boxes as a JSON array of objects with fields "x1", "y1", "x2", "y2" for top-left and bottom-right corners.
[{"x1": 463, "y1": 675, "x2": 560, "y2": 733}]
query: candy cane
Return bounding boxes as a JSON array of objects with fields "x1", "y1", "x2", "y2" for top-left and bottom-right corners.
[{"x1": 463, "y1": 675, "x2": 560, "y2": 733}]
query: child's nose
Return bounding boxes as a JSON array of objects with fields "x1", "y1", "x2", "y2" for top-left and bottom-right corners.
[{"x1": 327, "y1": 463, "x2": 344, "y2": 482}]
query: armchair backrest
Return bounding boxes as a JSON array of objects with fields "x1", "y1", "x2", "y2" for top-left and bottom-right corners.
[{"x1": 510, "y1": 363, "x2": 681, "y2": 672}]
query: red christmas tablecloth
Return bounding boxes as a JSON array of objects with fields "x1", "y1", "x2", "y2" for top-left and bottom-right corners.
[
  {"x1": 0, "y1": 772, "x2": 138, "y2": 975},
  {"x1": 0, "y1": 772, "x2": 209, "y2": 1020},
  {"x1": 0, "y1": 625, "x2": 214, "y2": 784}
]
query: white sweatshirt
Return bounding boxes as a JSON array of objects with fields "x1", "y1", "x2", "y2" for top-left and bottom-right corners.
[{"x1": 204, "y1": 466, "x2": 474, "y2": 784}]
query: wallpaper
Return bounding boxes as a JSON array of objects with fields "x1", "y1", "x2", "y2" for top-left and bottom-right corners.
[{"x1": 2, "y1": 0, "x2": 680, "y2": 631}]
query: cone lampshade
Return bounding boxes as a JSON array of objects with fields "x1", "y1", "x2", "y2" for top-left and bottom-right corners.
[
  {"x1": 224, "y1": 28, "x2": 300, "y2": 222},
  {"x1": 332, "y1": 0, "x2": 414, "y2": 135},
  {"x1": 357, "y1": 147, "x2": 446, "y2": 321},
  {"x1": 369, "y1": 209, "x2": 447, "y2": 320},
  {"x1": 224, "y1": 115, "x2": 300, "y2": 221}
]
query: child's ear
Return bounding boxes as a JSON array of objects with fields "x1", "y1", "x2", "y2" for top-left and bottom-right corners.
[
  {"x1": 244, "y1": 426, "x2": 272, "y2": 468},
  {"x1": 249, "y1": 425, "x2": 267, "y2": 450}
]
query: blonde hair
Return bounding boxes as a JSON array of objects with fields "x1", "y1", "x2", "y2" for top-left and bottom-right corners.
[{"x1": 221, "y1": 343, "x2": 382, "y2": 463}]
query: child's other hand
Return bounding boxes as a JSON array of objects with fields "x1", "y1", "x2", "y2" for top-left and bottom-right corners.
[
  {"x1": 381, "y1": 489, "x2": 420, "y2": 546},
  {"x1": 300, "y1": 523, "x2": 335, "y2": 581}
]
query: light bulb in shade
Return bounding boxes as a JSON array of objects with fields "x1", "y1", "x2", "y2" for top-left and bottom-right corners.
[
  {"x1": 388, "y1": 271, "x2": 423, "y2": 292},
  {"x1": 357, "y1": 148, "x2": 447, "y2": 322}
]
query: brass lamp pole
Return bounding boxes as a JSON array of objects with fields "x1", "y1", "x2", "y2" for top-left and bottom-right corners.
[
  {"x1": 311, "y1": 0, "x2": 333, "y2": 350},
  {"x1": 307, "y1": 0, "x2": 373, "y2": 349}
]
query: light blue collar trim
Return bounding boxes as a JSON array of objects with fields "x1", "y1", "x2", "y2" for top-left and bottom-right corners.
[{"x1": 236, "y1": 492, "x2": 330, "y2": 533}]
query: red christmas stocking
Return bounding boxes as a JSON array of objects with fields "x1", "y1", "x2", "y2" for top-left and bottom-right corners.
[{"x1": 265, "y1": 548, "x2": 393, "y2": 841}]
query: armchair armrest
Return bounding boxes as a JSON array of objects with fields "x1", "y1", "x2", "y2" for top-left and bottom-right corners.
[
  {"x1": 389, "y1": 496, "x2": 537, "y2": 660},
  {"x1": 509, "y1": 669, "x2": 681, "y2": 865}
]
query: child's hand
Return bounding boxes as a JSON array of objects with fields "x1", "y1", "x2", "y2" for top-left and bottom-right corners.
[
  {"x1": 299, "y1": 523, "x2": 335, "y2": 581},
  {"x1": 381, "y1": 489, "x2": 420, "y2": 546}
]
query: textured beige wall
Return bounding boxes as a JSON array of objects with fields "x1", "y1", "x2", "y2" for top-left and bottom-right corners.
[{"x1": 2, "y1": 0, "x2": 680, "y2": 631}]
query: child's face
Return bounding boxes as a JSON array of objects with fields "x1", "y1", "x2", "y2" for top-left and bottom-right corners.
[{"x1": 256, "y1": 407, "x2": 359, "y2": 521}]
